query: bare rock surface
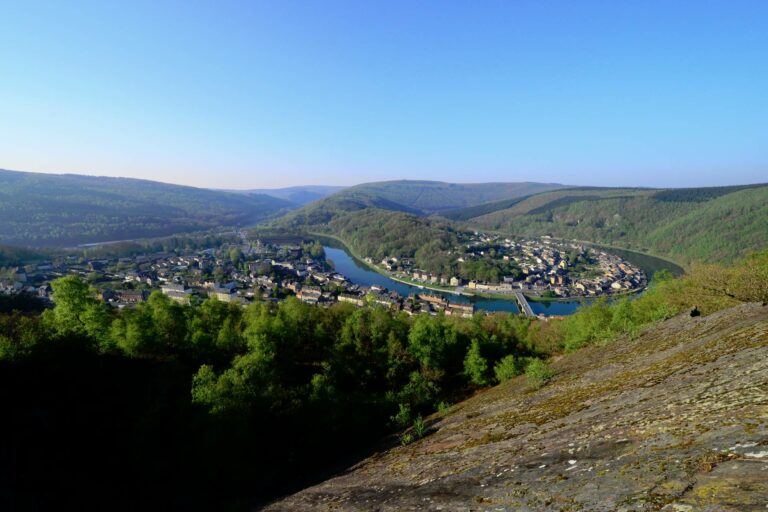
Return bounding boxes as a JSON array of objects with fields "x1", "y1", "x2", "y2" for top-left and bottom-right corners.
[{"x1": 264, "y1": 303, "x2": 768, "y2": 511}]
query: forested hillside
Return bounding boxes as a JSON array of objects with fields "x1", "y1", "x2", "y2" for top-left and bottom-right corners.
[
  {"x1": 441, "y1": 187, "x2": 649, "y2": 221},
  {"x1": 325, "y1": 209, "x2": 461, "y2": 273},
  {"x1": 319, "y1": 180, "x2": 565, "y2": 215},
  {"x1": 271, "y1": 206, "x2": 520, "y2": 282},
  {"x1": 459, "y1": 184, "x2": 768, "y2": 265},
  {"x1": 278, "y1": 190, "x2": 424, "y2": 228},
  {"x1": 0, "y1": 169, "x2": 293, "y2": 247}
]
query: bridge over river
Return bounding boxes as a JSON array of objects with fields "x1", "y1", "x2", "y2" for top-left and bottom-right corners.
[{"x1": 514, "y1": 291, "x2": 535, "y2": 317}]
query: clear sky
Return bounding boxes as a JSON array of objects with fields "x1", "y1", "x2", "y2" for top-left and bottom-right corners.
[{"x1": 1, "y1": 1, "x2": 766, "y2": 189}]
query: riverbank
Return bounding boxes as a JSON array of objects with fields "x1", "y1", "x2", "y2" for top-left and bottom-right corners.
[
  {"x1": 321, "y1": 245, "x2": 599, "y2": 316},
  {"x1": 472, "y1": 228, "x2": 686, "y2": 277},
  {"x1": 310, "y1": 232, "x2": 642, "y2": 304},
  {"x1": 571, "y1": 239, "x2": 686, "y2": 276},
  {"x1": 309, "y1": 232, "x2": 517, "y2": 299}
]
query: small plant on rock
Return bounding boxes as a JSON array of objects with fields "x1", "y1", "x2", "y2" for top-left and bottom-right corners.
[{"x1": 525, "y1": 358, "x2": 554, "y2": 390}]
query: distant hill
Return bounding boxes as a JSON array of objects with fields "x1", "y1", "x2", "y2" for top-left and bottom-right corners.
[
  {"x1": 233, "y1": 185, "x2": 347, "y2": 206},
  {"x1": 459, "y1": 183, "x2": 768, "y2": 265},
  {"x1": 342, "y1": 180, "x2": 566, "y2": 214},
  {"x1": 440, "y1": 186, "x2": 651, "y2": 220},
  {"x1": 274, "y1": 180, "x2": 768, "y2": 266},
  {"x1": 0, "y1": 169, "x2": 293, "y2": 247},
  {"x1": 277, "y1": 190, "x2": 423, "y2": 230},
  {"x1": 276, "y1": 180, "x2": 566, "y2": 227}
]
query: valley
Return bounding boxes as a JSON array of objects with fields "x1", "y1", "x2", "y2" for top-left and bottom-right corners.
[
  {"x1": 0, "y1": 171, "x2": 765, "y2": 510},
  {"x1": 3, "y1": 5, "x2": 766, "y2": 510}
]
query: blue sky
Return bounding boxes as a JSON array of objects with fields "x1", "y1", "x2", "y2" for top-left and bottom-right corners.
[{"x1": 1, "y1": 1, "x2": 766, "y2": 189}]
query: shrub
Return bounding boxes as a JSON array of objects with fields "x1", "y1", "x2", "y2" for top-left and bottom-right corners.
[
  {"x1": 493, "y1": 355, "x2": 522, "y2": 382},
  {"x1": 525, "y1": 359, "x2": 554, "y2": 390},
  {"x1": 390, "y1": 403, "x2": 412, "y2": 429},
  {"x1": 399, "y1": 415, "x2": 426, "y2": 446},
  {"x1": 412, "y1": 415, "x2": 426, "y2": 439}
]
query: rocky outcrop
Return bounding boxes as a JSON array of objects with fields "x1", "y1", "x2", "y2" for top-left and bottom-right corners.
[{"x1": 264, "y1": 303, "x2": 768, "y2": 511}]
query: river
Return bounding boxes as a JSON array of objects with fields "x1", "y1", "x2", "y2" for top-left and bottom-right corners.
[
  {"x1": 323, "y1": 246, "x2": 589, "y2": 315},
  {"x1": 323, "y1": 243, "x2": 684, "y2": 316}
]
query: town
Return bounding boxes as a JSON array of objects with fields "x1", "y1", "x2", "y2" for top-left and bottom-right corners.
[
  {"x1": 375, "y1": 233, "x2": 646, "y2": 299},
  {"x1": 0, "y1": 232, "x2": 645, "y2": 318},
  {"x1": 0, "y1": 237, "x2": 478, "y2": 317}
]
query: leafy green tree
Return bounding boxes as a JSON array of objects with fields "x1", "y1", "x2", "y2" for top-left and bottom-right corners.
[
  {"x1": 216, "y1": 315, "x2": 244, "y2": 353},
  {"x1": 0, "y1": 313, "x2": 44, "y2": 361},
  {"x1": 147, "y1": 292, "x2": 187, "y2": 352},
  {"x1": 80, "y1": 300, "x2": 112, "y2": 348},
  {"x1": 309, "y1": 371, "x2": 335, "y2": 403},
  {"x1": 303, "y1": 241, "x2": 324, "y2": 259},
  {"x1": 561, "y1": 299, "x2": 613, "y2": 351},
  {"x1": 116, "y1": 307, "x2": 157, "y2": 356},
  {"x1": 187, "y1": 298, "x2": 233, "y2": 356},
  {"x1": 411, "y1": 415, "x2": 426, "y2": 438},
  {"x1": 398, "y1": 371, "x2": 440, "y2": 410},
  {"x1": 228, "y1": 247, "x2": 243, "y2": 263},
  {"x1": 43, "y1": 276, "x2": 111, "y2": 344},
  {"x1": 407, "y1": 315, "x2": 459, "y2": 374},
  {"x1": 463, "y1": 339, "x2": 490, "y2": 386}
]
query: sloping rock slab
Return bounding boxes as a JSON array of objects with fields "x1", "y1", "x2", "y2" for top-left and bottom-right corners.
[{"x1": 264, "y1": 303, "x2": 768, "y2": 511}]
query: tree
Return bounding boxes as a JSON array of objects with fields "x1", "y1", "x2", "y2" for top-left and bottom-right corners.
[
  {"x1": 407, "y1": 315, "x2": 458, "y2": 373},
  {"x1": 561, "y1": 299, "x2": 613, "y2": 351},
  {"x1": 216, "y1": 315, "x2": 244, "y2": 353},
  {"x1": 43, "y1": 276, "x2": 110, "y2": 343},
  {"x1": 228, "y1": 247, "x2": 243, "y2": 264},
  {"x1": 303, "y1": 241, "x2": 324, "y2": 259},
  {"x1": 147, "y1": 292, "x2": 187, "y2": 352},
  {"x1": 116, "y1": 307, "x2": 157, "y2": 356},
  {"x1": 463, "y1": 340, "x2": 490, "y2": 386},
  {"x1": 397, "y1": 371, "x2": 439, "y2": 410}
]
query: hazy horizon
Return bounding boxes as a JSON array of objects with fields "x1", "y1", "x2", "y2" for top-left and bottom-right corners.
[
  {"x1": 3, "y1": 165, "x2": 768, "y2": 191},
  {"x1": 1, "y1": 1, "x2": 767, "y2": 188}
]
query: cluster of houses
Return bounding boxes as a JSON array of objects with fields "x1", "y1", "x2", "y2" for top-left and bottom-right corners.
[
  {"x1": 1, "y1": 230, "x2": 645, "y2": 317},
  {"x1": 0, "y1": 238, "x2": 475, "y2": 317},
  {"x1": 368, "y1": 233, "x2": 646, "y2": 299},
  {"x1": 0, "y1": 269, "x2": 48, "y2": 298},
  {"x1": 490, "y1": 237, "x2": 646, "y2": 297}
]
